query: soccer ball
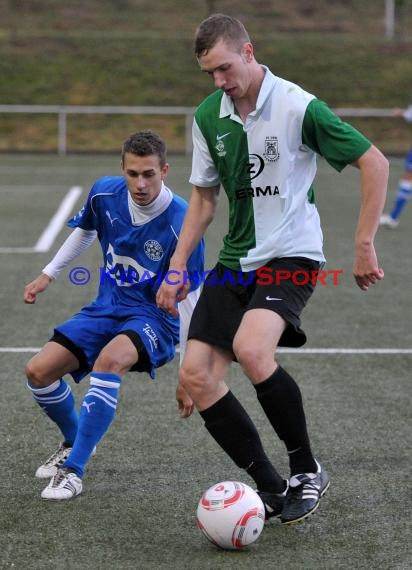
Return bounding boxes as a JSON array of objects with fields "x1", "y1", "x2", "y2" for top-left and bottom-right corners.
[{"x1": 196, "y1": 480, "x2": 265, "y2": 550}]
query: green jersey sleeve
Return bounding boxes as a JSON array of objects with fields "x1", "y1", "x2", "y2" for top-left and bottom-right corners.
[{"x1": 302, "y1": 99, "x2": 372, "y2": 172}]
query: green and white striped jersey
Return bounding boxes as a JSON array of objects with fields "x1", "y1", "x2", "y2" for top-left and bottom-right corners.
[{"x1": 190, "y1": 67, "x2": 371, "y2": 271}]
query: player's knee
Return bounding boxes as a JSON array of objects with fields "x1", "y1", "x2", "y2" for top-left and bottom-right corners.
[
  {"x1": 179, "y1": 364, "x2": 197, "y2": 391},
  {"x1": 233, "y1": 342, "x2": 255, "y2": 369},
  {"x1": 233, "y1": 343, "x2": 269, "y2": 378},
  {"x1": 25, "y1": 358, "x2": 52, "y2": 387},
  {"x1": 93, "y1": 350, "x2": 127, "y2": 374},
  {"x1": 179, "y1": 363, "x2": 208, "y2": 396}
]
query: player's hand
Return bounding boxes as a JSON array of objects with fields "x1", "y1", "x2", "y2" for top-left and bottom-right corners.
[
  {"x1": 23, "y1": 273, "x2": 52, "y2": 304},
  {"x1": 156, "y1": 269, "x2": 190, "y2": 319},
  {"x1": 353, "y1": 244, "x2": 384, "y2": 291},
  {"x1": 176, "y1": 383, "x2": 194, "y2": 418}
]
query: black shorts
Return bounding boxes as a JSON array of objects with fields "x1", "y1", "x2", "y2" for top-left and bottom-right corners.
[{"x1": 188, "y1": 257, "x2": 320, "y2": 353}]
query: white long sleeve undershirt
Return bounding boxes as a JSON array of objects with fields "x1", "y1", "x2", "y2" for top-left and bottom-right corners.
[{"x1": 42, "y1": 227, "x2": 97, "y2": 280}]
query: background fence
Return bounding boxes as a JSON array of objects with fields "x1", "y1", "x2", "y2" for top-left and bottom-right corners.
[{"x1": 0, "y1": 105, "x2": 402, "y2": 155}]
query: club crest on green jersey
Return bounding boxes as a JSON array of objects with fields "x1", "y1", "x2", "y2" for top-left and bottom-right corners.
[{"x1": 215, "y1": 132, "x2": 230, "y2": 157}]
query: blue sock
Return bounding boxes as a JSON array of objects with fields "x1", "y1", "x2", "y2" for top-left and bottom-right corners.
[
  {"x1": 64, "y1": 372, "x2": 121, "y2": 478},
  {"x1": 390, "y1": 180, "x2": 412, "y2": 220},
  {"x1": 28, "y1": 379, "x2": 78, "y2": 445}
]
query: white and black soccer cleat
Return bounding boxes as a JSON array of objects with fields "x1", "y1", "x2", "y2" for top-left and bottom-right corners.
[
  {"x1": 41, "y1": 467, "x2": 83, "y2": 500},
  {"x1": 281, "y1": 460, "x2": 330, "y2": 525}
]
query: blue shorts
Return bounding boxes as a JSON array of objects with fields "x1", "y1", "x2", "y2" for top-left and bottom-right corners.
[
  {"x1": 405, "y1": 148, "x2": 412, "y2": 172},
  {"x1": 53, "y1": 309, "x2": 178, "y2": 382}
]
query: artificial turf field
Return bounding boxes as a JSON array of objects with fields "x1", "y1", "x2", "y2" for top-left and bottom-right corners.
[{"x1": 0, "y1": 153, "x2": 410, "y2": 569}]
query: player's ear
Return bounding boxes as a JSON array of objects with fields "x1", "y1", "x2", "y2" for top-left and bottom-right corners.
[
  {"x1": 161, "y1": 163, "x2": 169, "y2": 179},
  {"x1": 242, "y1": 42, "x2": 253, "y2": 63}
]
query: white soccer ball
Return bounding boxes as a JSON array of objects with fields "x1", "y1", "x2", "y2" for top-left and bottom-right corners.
[{"x1": 196, "y1": 480, "x2": 265, "y2": 550}]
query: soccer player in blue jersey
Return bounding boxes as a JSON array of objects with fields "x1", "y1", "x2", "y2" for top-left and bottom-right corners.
[
  {"x1": 380, "y1": 100, "x2": 412, "y2": 228},
  {"x1": 157, "y1": 15, "x2": 389, "y2": 525},
  {"x1": 24, "y1": 130, "x2": 204, "y2": 500}
]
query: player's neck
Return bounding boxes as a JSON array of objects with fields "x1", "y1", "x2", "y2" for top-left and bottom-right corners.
[
  {"x1": 128, "y1": 183, "x2": 172, "y2": 225},
  {"x1": 234, "y1": 64, "x2": 265, "y2": 122}
]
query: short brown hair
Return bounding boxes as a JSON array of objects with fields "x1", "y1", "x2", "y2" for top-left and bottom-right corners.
[
  {"x1": 121, "y1": 130, "x2": 166, "y2": 167},
  {"x1": 194, "y1": 13, "x2": 250, "y2": 58}
]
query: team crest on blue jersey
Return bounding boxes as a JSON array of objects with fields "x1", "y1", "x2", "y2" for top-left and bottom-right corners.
[
  {"x1": 144, "y1": 239, "x2": 164, "y2": 261},
  {"x1": 263, "y1": 137, "x2": 280, "y2": 162}
]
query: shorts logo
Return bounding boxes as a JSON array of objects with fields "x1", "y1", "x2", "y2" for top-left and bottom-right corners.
[
  {"x1": 142, "y1": 323, "x2": 158, "y2": 352},
  {"x1": 263, "y1": 136, "x2": 280, "y2": 162},
  {"x1": 144, "y1": 239, "x2": 163, "y2": 261}
]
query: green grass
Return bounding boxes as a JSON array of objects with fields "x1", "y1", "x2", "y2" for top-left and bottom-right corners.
[
  {"x1": 0, "y1": 154, "x2": 411, "y2": 569},
  {"x1": 0, "y1": 0, "x2": 411, "y2": 152}
]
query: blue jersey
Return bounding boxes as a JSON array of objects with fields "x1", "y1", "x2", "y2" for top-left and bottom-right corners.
[{"x1": 67, "y1": 176, "x2": 204, "y2": 326}]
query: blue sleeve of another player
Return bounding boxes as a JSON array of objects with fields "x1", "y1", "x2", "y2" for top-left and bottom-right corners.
[
  {"x1": 67, "y1": 184, "x2": 98, "y2": 231},
  {"x1": 186, "y1": 238, "x2": 205, "y2": 292}
]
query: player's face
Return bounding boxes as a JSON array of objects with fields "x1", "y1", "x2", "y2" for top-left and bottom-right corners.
[
  {"x1": 198, "y1": 39, "x2": 253, "y2": 100},
  {"x1": 121, "y1": 152, "x2": 169, "y2": 206}
]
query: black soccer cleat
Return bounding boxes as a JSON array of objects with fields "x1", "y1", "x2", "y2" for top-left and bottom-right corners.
[
  {"x1": 281, "y1": 460, "x2": 330, "y2": 525},
  {"x1": 258, "y1": 480, "x2": 289, "y2": 520}
]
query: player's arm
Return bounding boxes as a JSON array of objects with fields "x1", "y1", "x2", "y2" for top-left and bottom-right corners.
[
  {"x1": 23, "y1": 227, "x2": 97, "y2": 304},
  {"x1": 175, "y1": 288, "x2": 201, "y2": 418},
  {"x1": 157, "y1": 115, "x2": 219, "y2": 316},
  {"x1": 23, "y1": 273, "x2": 54, "y2": 304},
  {"x1": 302, "y1": 99, "x2": 389, "y2": 290},
  {"x1": 351, "y1": 145, "x2": 389, "y2": 291},
  {"x1": 156, "y1": 184, "x2": 219, "y2": 317}
]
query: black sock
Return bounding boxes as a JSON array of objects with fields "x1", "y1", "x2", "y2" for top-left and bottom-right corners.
[
  {"x1": 254, "y1": 366, "x2": 317, "y2": 475},
  {"x1": 246, "y1": 460, "x2": 287, "y2": 494},
  {"x1": 199, "y1": 391, "x2": 285, "y2": 493}
]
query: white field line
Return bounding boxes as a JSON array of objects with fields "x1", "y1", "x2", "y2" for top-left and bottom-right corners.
[
  {"x1": 34, "y1": 186, "x2": 82, "y2": 252},
  {"x1": 279, "y1": 348, "x2": 412, "y2": 354},
  {"x1": 0, "y1": 348, "x2": 43, "y2": 353},
  {"x1": 0, "y1": 186, "x2": 82, "y2": 254},
  {"x1": 1, "y1": 347, "x2": 412, "y2": 354}
]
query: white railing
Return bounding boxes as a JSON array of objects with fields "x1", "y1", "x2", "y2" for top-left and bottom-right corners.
[
  {"x1": 0, "y1": 104, "x2": 196, "y2": 155},
  {"x1": 0, "y1": 104, "x2": 394, "y2": 155}
]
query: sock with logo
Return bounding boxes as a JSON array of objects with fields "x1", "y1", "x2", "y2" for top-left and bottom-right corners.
[
  {"x1": 254, "y1": 366, "x2": 317, "y2": 476},
  {"x1": 390, "y1": 179, "x2": 412, "y2": 220},
  {"x1": 28, "y1": 379, "x2": 78, "y2": 445},
  {"x1": 199, "y1": 390, "x2": 285, "y2": 493},
  {"x1": 64, "y1": 372, "x2": 121, "y2": 478}
]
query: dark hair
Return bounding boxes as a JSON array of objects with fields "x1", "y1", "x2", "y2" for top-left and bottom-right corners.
[
  {"x1": 194, "y1": 13, "x2": 250, "y2": 58},
  {"x1": 121, "y1": 130, "x2": 166, "y2": 167}
]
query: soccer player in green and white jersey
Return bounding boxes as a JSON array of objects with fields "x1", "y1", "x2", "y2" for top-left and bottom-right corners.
[{"x1": 157, "y1": 14, "x2": 388, "y2": 525}]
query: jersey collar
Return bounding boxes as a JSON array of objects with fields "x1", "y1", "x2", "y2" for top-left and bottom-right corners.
[
  {"x1": 128, "y1": 182, "x2": 173, "y2": 226},
  {"x1": 219, "y1": 66, "x2": 277, "y2": 122}
]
